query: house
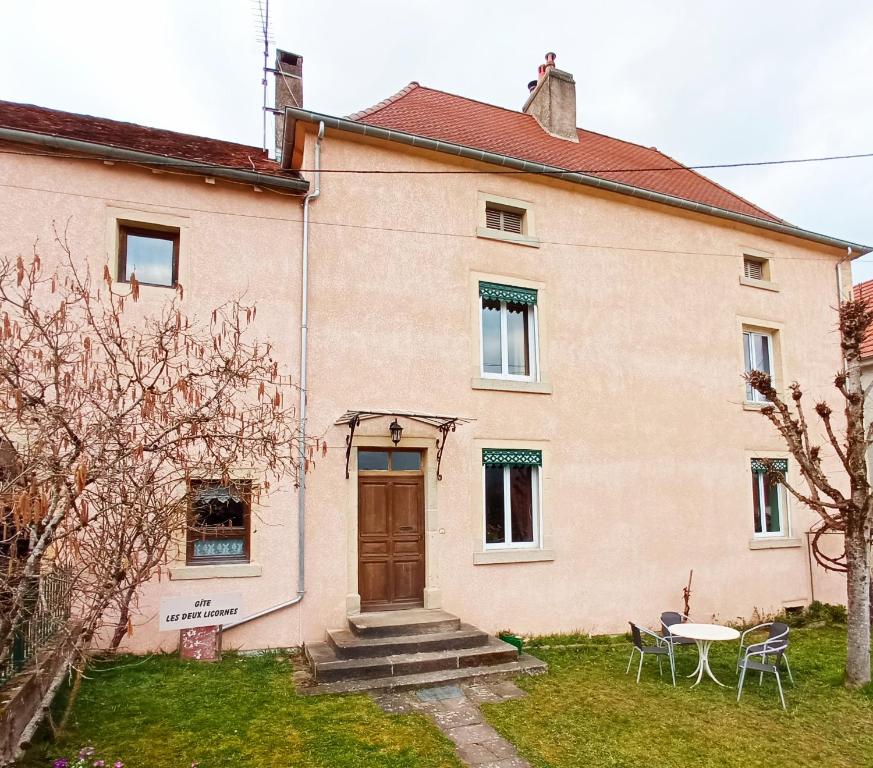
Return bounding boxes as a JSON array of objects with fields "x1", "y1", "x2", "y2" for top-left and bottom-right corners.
[{"x1": 0, "y1": 51, "x2": 865, "y2": 675}]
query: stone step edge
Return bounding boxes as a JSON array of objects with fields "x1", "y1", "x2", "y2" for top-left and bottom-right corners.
[
  {"x1": 299, "y1": 654, "x2": 547, "y2": 696},
  {"x1": 306, "y1": 638, "x2": 518, "y2": 681},
  {"x1": 327, "y1": 624, "x2": 490, "y2": 658},
  {"x1": 347, "y1": 611, "x2": 461, "y2": 638}
]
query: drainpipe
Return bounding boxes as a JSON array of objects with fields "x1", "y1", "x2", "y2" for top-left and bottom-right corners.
[{"x1": 223, "y1": 121, "x2": 325, "y2": 632}]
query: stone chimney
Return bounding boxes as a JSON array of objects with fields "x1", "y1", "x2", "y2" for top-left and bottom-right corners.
[
  {"x1": 274, "y1": 49, "x2": 303, "y2": 160},
  {"x1": 522, "y1": 52, "x2": 578, "y2": 143}
]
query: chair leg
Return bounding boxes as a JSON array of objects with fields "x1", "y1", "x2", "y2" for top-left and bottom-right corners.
[
  {"x1": 783, "y1": 654, "x2": 795, "y2": 685},
  {"x1": 626, "y1": 648, "x2": 635, "y2": 675},
  {"x1": 658, "y1": 656, "x2": 663, "y2": 676},
  {"x1": 637, "y1": 653, "x2": 645, "y2": 684},
  {"x1": 737, "y1": 665, "x2": 747, "y2": 702},
  {"x1": 775, "y1": 670, "x2": 786, "y2": 710},
  {"x1": 669, "y1": 649, "x2": 676, "y2": 687}
]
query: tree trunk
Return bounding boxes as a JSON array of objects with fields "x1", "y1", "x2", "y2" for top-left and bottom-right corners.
[{"x1": 845, "y1": 523, "x2": 871, "y2": 687}]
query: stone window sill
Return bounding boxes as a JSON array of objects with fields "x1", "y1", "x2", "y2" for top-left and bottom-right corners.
[
  {"x1": 471, "y1": 377, "x2": 553, "y2": 394},
  {"x1": 748, "y1": 537, "x2": 802, "y2": 550},
  {"x1": 739, "y1": 276, "x2": 780, "y2": 292},
  {"x1": 474, "y1": 549, "x2": 555, "y2": 565},
  {"x1": 743, "y1": 400, "x2": 770, "y2": 411},
  {"x1": 170, "y1": 563, "x2": 263, "y2": 580},
  {"x1": 476, "y1": 227, "x2": 540, "y2": 248}
]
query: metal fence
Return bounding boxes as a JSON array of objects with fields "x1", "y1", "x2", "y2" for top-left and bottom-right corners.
[{"x1": 0, "y1": 567, "x2": 72, "y2": 686}]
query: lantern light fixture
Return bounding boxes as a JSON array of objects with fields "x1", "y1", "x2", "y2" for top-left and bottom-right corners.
[{"x1": 389, "y1": 419, "x2": 403, "y2": 445}]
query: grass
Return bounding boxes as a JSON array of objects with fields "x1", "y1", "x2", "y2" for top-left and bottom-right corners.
[
  {"x1": 483, "y1": 625, "x2": 873, "y2": 768},
  {"x1": 18, "y1": 626, "x2": 873, "y2": 767},
  {"x1": 18, "y1": 652, "x2": 462, "y2": 768}
]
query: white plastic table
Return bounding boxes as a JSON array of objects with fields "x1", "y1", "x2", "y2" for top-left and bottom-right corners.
[{"x1": 668, "y1": 623, "x2": 740, "y2": 688}]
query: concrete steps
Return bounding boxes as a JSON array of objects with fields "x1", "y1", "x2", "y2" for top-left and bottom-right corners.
[
  {"x1": 302, "y1": 654, "x2": 547, "y2": 695},
  {"x1": 327, "y1": 624, "x2": 490, "y2": 658},
  {"x1": 304, "y1": 608, "x2": 547, "y2": 692}
]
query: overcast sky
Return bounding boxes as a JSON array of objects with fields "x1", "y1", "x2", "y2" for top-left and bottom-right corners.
[{"x1": 2, "y1": 1, "x2": 872, "y2": 281}]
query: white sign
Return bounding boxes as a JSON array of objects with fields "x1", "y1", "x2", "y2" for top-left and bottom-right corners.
[{"x1": 159, "y1": 592, "x2": 243, "y2": 631}]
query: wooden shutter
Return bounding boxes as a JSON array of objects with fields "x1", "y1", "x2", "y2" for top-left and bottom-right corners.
[
  {"x1": 485, "y1": 206, "x2": 524, "y2": 234},
  {"x1": 744, "y1": 258, "x2": 764, "y2": 280}
]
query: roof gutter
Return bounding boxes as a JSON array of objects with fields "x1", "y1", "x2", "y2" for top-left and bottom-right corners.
[
  {"x1": 284, "y1": 107, "x2": 872, "y2": 256},
  {"x1": 0, "y1": 126, "x2": 310, "y2": 195}
]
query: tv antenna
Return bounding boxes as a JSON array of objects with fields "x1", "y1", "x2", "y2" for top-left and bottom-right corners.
[{"x1": 253, "y1": 0, "x2": 274, "y2": 153}]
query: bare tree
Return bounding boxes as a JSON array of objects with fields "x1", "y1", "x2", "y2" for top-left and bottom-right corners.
[
  {"x1": 0, "y1": 229, "x2": 312, "y2": 674},
  {"x1": 746, "y1": 297, "x2": 872, "y2": 687}
]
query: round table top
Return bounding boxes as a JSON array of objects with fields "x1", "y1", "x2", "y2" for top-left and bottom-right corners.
[{"x1": 668, "y1": 623, "x2": 740, "y2": 642}]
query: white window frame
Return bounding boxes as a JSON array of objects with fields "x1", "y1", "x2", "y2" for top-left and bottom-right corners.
[
  {"x1": 479, "y1": 297, "x2": 540, "y2": 382},
  {"x1": 752, "y1": 465, "x2": 787, "y2": 538},
  {"x1": 744, "y1": 330, "x2": 774, "y2": 403},
  {"x1": 482, "y1": 464, "x2": 541, "y2": 550}
]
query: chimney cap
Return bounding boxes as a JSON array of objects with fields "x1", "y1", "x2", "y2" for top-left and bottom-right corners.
[{"x1": 527, "y1": 80, "x2": 538, "y2": 92}]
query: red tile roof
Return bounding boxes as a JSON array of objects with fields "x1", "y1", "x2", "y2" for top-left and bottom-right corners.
[
  {"x1": 0, "y1": 100, "x2": 296, "y2": 178},
  {"x1": 349, "y1": 83, "x2": 782, "y2": 223},
  {"x1": 854, "y1": 279, "x2": 873, "y2": 359}
]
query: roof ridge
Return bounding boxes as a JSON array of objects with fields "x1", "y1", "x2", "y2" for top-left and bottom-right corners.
[
  {"x1": 0, "y1": 99, "x2": 271, "y2": 158},
  {"x1": 346, "y1": 82, "x2": 421, "y2": 121}
]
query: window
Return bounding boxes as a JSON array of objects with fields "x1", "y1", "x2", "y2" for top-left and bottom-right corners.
[
  {"x1": 485, "y1": 205, "x2": 523, "y2": 234},
  {"x1": 751, "y1": 459, "x2": 787, "y2": 537},
  {"x1": 357, "y1": 450, "x2": 422, "y2": 472},
  {"x1": 118, "y1": 224, "x2": 179, "y2": 287},
  {"x1": 483, "y1": 449, "x2": 541, "y2": 549},
  {"x1": 743, "y1": 330, "x2": 773, "y2": 402},
  {"x1": 480, "y1": 282, "x2": 538, "y2": 380},
  {"x1": 743, "y1": 256, "x2": 767, "y2": 281},
  {"x1": 187, "y1": 480, "x2": 251, "y2": 564}
]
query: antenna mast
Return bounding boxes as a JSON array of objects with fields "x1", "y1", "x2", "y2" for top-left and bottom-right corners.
[{"x1": 255, "y1": 0, "x2": 271, "y2": 153}]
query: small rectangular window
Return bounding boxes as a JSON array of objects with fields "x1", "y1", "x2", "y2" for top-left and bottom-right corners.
[
  {"x1": 483, "y1": 449, "x2": 541, "y2": 549},
  {"x1": 357, "y1": 450, "x2": 422, "y2": 472},
  {"x1": 485, "y1": 206, "x2": 524, "y2": 234},
  {"x1": 479, "y1": 283, "x2": 538, "y2": 381},
  {"x1": 118, "y1": 224, "x2": 179, "y2": 287},
  {"x1": 744, "y1": 257, "x2": 766, "y2": 281},
  {"x1": 187, "y1": 480, "x2": 251, "y2": 564},
  {"x1": 751, "y1": 459, "x2": 787, "y2": 537},
  {"x1": 743, "y1": 330, "x2": 773, "y2": 402}
]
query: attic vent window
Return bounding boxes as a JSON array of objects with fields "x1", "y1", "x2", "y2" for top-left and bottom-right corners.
[
  {"x1": 485, "y1": 206, "x2": 524, "y2": 235},
  {"x1": 744, "y1": 257, "x2": 765, "y2": 281}
]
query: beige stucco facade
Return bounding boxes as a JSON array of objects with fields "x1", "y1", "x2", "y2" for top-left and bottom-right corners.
[{"x1": 0, "y1": 120, "x2": 853, "y2": 652}]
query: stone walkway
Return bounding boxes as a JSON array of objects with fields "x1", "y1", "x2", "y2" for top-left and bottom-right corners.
[{"x1": 371, "y1": 681, "x2": 530, "y2": 768}]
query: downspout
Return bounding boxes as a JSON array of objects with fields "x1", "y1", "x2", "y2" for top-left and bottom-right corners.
[{"x1": 224, "y1": 121, "x2": 325, "y2": 632}]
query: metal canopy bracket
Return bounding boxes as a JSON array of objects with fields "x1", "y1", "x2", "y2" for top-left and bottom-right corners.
[{"x1": 336, "y1": 409, "x2": 472, "y2": 481}]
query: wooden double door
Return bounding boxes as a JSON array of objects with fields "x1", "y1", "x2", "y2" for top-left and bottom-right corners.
[{"x1": 358, "y1": 458, "x2": 425, "y2": 612}]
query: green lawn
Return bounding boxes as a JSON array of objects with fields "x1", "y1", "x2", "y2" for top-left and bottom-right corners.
[
  {"x1": 18, "y1": 652, "x2": 462, "y2": 768},
  {"x1": 483, "y1": 626, "x2": 873, "y2": 768},
  {"x1": 19, "y1": 627, "x2": 873, "y2": 767}
]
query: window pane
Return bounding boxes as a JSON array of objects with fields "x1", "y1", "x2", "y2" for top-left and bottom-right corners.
[
  {"x1": 505, "y1": 302, "x2": 530, "y2": 376},
  {"x1": 193, "y1": 486, "x2": 245, "y2": 528},
  {"x1": 391, "y1": 452, "x2": 421, "y2": 471},
  {"x1": 754, "y1": 334, "x2": 771, "y2": 376},
  {"x1": 509, "y1": 466, "x2": 534, "y2": 542},
  {"x1": 193, "y1": 539, "x2": 245, "y2": 559},
  {"x1": 751, "y1": 472, "x2": 763, "y2": 534},
  {"x1": 743, "y1": 333, "x2": 754, "y2": 401},
  {"x1": 358, "y1": 450, "x2": 389, "y2": 470},
  {"x1": 484, "y1": 466, "x2": 506, "y2": 544},
  {"x1": 763, "y1": 474, "x2": 782, "y2": 533},
  {"x1": 482, "y1": 299, "x2": 503, "y2": 374},
  {"x1": 124, "y1": 233, "x2": 174, "y2": 286}
]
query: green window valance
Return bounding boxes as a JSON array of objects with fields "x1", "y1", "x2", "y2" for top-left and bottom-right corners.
[
  {"x1": 479, "y1": 281, "x2": 537, "y2": 306},
  {"x1": 482, "y1": 448, "x2": 542, "y2": 467},
  {"x1": 751, "y1": 458, "x2": 788, "y2": 474}
]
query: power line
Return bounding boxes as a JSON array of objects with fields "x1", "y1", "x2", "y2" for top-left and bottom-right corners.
[
  {"x1": 1, "y1": 145, "x2": 872, "y2": 176},
  {"x1": 0, "y1": 178, "x2": 862, "y2": 264}
]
